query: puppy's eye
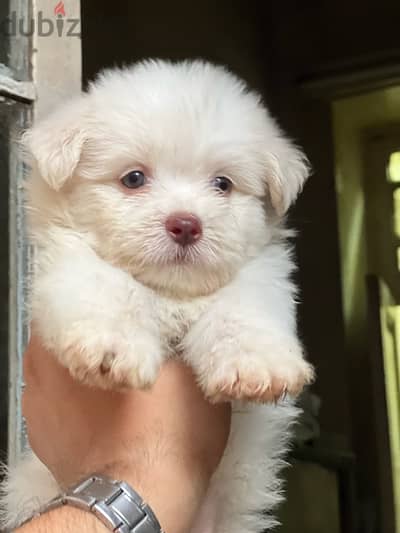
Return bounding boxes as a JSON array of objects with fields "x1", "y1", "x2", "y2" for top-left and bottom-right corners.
[
  {"x1": 121, "y1": 170, "x2": 146, "y2": 189},
  {"x1": 212, "y1": 176, "x2": 233, "y2": 194}
]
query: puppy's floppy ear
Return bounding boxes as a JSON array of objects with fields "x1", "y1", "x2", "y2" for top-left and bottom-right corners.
[
  {"x1": 23, "y1": 97, "x2": 89, "y2": 191},
  {"x1": 266, "y1": 137, "x2": 310, "y2": 216}
]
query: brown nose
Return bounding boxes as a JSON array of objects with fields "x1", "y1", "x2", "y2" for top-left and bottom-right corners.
[{"x1": 165, "y1": 213, "x2": 202, "y2": 246}]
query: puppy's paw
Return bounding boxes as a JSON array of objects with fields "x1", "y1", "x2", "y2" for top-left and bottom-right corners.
[
  {"x1": 189, "y1": 332, "x2": 314, "y2": 404},
  {"x1": 56, "y1": 324, "x2": 162, "y2": 390}
]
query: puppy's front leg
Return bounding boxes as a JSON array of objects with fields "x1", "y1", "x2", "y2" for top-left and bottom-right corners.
[
  {"x1": 183, "y1": 246, "x2": 314, "y2": 403},
  {"x1": 32, "y1": 232, "x2": 162, "y2": 390}
]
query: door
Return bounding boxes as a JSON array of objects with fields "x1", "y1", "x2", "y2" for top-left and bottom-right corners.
[
  {"x1": 365, "y1": 131, "x2": 400, "y2": 533},
  {"x1": 367, "y1": 276, "x2": 400, "y2": 533}
]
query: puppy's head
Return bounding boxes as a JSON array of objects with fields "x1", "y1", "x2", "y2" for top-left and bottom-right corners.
[{"x1": 25, "y1": 60, "x2": 309, "y2": 297}]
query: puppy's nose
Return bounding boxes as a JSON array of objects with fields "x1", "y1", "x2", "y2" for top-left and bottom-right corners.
[{"x1": 165, "y1": 213, "x2": 202, "y2": 246}]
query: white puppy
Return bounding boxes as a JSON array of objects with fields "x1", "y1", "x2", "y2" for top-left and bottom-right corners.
[{"x1": 1, "y1": 60, "x2": 314, "y2": 532}]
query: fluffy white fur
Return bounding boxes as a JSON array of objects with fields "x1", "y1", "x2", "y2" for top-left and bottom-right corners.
[{"x1": 1, "y1": 59, "x2": 314, "y2": 532}]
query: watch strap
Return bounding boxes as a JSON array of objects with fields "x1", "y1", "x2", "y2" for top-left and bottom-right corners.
[{"x1": 26, "y1": 475, "x2": 164, "y2": 533}]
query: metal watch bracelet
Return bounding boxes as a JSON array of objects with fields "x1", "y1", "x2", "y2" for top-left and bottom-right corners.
[{"x1": 20, "y1": 475, "x2": 164, "y2": 533}]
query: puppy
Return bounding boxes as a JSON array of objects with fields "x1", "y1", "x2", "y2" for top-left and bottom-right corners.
[{"x1": 1, "y1": 60, "x2": 314, "y2": 532}]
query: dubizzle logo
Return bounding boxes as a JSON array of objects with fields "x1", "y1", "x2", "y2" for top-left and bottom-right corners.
[
  {"x1": 54, "y1": 2, "x2": 66, "y2": 17},
  {"x1": 0, "y1": 1, "x2": 80, "y2": 37}
]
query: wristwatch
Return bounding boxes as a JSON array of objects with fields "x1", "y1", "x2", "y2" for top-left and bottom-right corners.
[{"x1": 25, "y1": 475, "x2": 164, "y2": 533}]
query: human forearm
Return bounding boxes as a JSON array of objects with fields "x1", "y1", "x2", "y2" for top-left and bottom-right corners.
[
  {"x1": 16, "y1": 457, "x2": 207, "y2": 533},
  {"x1": 17, "y1": 506, "x2": 107, "y2": 533}
]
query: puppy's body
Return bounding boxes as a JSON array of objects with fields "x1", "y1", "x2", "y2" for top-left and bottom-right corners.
[{"x1": 1, "y1": 60, "x2": 312, "y2": 532}]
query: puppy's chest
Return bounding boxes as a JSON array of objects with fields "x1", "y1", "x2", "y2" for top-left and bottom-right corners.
[{"x1": 155, "y1": 294, "x2": 215, "y2": 355}]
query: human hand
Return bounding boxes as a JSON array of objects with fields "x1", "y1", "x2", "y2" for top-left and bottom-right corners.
[{"x1": 22, "y1": 334, "x2": 231, "y2": 533}]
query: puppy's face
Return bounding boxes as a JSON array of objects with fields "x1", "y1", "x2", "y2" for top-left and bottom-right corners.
[{"x1": 26, "y1": 61, "x2": 309, "y2": 297}]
